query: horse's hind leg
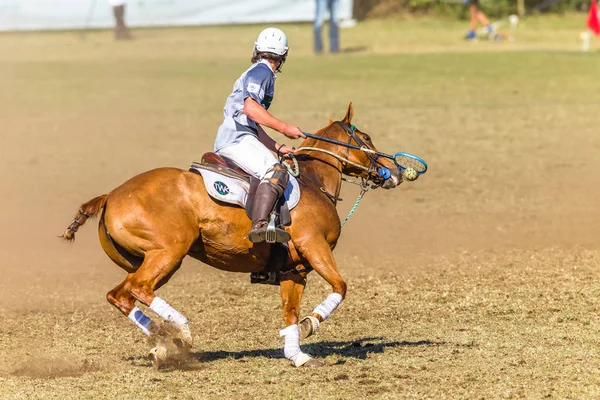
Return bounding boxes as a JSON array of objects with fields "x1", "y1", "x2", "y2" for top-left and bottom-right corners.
[
  {"x1": 122, "y1": 250, "x2": 193, "y2": 361},
  {"x1": 152, "y1": 261, "x2": 193, "y2": 353},
  {"x1": 101, "y1": 223, "x2": 159, "y2": 336},
  {"x1": 99, "y1": 212, "x2": 141, "y2": 274},
  {"x1": 107, "y1": 276, "x2": 158, "y2": 336}
]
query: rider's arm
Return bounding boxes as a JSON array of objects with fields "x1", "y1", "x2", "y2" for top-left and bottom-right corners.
[
  {"x1": 256, "y1": 124, "x2": 278, "y2": 153},
  {"x1": 242, "y1": 64, "x2": 304, "y2": 139},
  {"x1": 244, "y1": 97, "x2": 292, "y2": 136}
]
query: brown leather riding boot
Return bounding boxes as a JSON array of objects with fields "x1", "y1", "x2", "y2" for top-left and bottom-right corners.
[
  {"x1": 248, "y1": 182, "x2": 291, "y2": 244},
  {"x1": 113, "y1": 5, "x2": 133, "y2": 40}
]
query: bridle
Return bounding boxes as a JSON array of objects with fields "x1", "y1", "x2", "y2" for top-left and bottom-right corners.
[
  {"x1": 284, "y1": 121, "x2": 394, "y2": 227},
  {"x1": 290, "y1": 121, "x2": 391, "y2": 189},
  {"x1": 336, "y1": 121, "x2": 389, "y2": 186},
  {"x1": 281, "y1": 121, "x2": 427, "y2": 227}
]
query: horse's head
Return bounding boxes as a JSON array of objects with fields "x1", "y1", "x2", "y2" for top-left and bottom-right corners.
[{"x1": 307, "y1": 103, "x2": 401, "y2": 189}]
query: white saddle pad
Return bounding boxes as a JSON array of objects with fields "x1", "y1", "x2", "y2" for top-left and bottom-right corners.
[{"x1": 190, "y1": 165, "x2": 301, "y2": 210}]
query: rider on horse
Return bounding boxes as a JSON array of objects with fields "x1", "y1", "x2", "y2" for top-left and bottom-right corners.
[{"x1": 214, "y1": 27, "x2": 306, "y2": 244}]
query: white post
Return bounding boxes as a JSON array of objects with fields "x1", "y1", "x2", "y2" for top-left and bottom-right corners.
[
  {"x1": 581, "y1": 31, "x2": 592, "y2": 52},
  {"x1": 508, "y1": 14, "x2": 519, "y2": 42}
]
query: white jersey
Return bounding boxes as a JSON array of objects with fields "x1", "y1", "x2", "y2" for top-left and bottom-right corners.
[{"x1": 214, "y1": 59, "x2": 276, "y2": 152}]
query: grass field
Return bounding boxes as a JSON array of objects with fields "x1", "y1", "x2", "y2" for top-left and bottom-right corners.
[{"x1": 2, "y1": 15, "x2": 600, "y2": 399}]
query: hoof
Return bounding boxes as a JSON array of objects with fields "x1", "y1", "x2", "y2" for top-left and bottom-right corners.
[
  {"x1": 172, "y1": 323, "x2": 193, "y2": 352},
  {"x1": 299, "y1": 316, "x2": 320, "y2": 339},
  {"x1": 293, "y1": 352, "x2": 324, "y2": 368},
  {"x1": 148, "y1": 345, "x2": 167, "y2": 370},
  {"x1": 173, "y1": 339, "x2": 191, "y2": 355},
  {"x1": 304, "y1": 358, "x2": 325, "y2": 368},
  {"x1": 161, "y1": 322, "x2": 193, "y2": 353},
  {"x1": 173, "y1": 339, "x2": 191, "y2": 356}
]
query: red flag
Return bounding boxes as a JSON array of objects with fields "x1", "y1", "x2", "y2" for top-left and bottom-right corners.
[{"x1": 588, "y1": 0, "x2": 600, "y2": 36}]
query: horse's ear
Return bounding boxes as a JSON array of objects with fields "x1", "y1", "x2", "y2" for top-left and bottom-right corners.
[{"x1": 343, "y1": 102, "x2": 354, "y2": 124}]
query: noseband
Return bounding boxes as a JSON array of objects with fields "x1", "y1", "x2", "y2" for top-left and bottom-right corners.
[{"x1": 336, "y1": 122, "x2": 389, "y2": 187}]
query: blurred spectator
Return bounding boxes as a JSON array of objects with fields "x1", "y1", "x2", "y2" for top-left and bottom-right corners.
[
  {"x1": 109, "y1": 0, "x2": 132, "y2": 40},
  {"x1": 314, "y1": 0, "x2": 340, "y2": 53},
  {"x1": 464, "y1": 0, "x2": 492, "y2": 40}
]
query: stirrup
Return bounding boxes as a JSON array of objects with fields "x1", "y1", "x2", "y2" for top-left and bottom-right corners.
[
  {"x1": 250, "y1": 271, "x2": 278, "y2": 285},
  {"x1": 265, "y1": 213, "x2": 278, "y2": 244},
  {"x1": 249, "y1": 214, "x2": 290, "y2": 244}
]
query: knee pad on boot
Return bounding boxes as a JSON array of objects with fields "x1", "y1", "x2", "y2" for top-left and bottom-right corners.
[{"x1": 264, "y1": 164, "x2": 289, "y2": 195}]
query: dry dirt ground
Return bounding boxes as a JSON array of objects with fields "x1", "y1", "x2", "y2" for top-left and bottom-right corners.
[{"x1": 1, "y1": 16, "x2": 600, "y2": 399}]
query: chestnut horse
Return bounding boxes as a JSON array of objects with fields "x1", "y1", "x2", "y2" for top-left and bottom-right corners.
[{"x1": 61, "y1": 103, "x2": 402, "y2": 368}]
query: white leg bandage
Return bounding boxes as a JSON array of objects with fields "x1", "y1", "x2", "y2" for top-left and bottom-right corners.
[
  {"x1": 128, "y1": 306, "x2": 154, "y2": 336},
  {"x1": 149, "y1": 297, "x2": 188, "y2": 326},
  {"x1": 280, "y1": 325, "x2": 312, "y2": 367},
  {"x1": 313, "y1": 293, "x2": 343, "y2": 322}
]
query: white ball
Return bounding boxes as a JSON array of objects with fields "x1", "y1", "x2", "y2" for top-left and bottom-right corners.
[{"x1": 403, "y1": 168, "x2": 418, "y2": 181}]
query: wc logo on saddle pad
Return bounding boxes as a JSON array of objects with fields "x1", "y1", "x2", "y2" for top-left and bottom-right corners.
[{"x1": 213, "y1": 181, "x2": 230, "y2": 195}]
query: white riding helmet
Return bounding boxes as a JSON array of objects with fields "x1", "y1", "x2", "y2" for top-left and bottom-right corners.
[{"x1": 254, "y1": 27, "x2": 288, "y2": 56}]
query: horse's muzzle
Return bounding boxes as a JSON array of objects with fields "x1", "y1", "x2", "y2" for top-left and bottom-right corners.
[{"x1": 382, "y1": 169, "x2": 402, "y2": 189}]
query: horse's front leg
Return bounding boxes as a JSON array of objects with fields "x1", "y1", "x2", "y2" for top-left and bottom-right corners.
[
  {"x1": 296, "y1": 240, "x2": 346, "y2": 340},
  {"x1": 279, "y1": 268, "x2": 324, "y2": 367}
]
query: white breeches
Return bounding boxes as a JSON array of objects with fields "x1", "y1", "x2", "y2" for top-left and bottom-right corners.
[
  {"x1": 108, "y1": 0, "x2": 126, "y2": 6},
  {"x1": 216, "y1": 135, "x2": 279, "y2": 181}
]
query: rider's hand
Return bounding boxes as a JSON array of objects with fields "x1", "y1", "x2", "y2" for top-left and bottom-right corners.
[
  {"x1": 282, "y1": 125, "x2": 306, "y2": 140},
  {"x1": 277, "y1": 145, "x2": 296, "y2": 157}
]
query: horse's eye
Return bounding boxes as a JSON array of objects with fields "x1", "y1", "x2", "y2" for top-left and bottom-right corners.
[{"x1": 362, "y1": 134, "x2": 371, "y2": 142}]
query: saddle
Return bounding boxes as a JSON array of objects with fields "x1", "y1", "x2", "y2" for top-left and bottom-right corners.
[
  {"x1": 200, "y1": 152, "x2": 250, "y2": 181},
  {"x1": 189, "y1": 152, "x2": 296, "y2": 285}
]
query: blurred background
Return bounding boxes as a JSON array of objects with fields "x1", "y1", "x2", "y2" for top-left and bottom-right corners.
[
  {"x1": 2, "y1": 0, "x2": 600, "y2": 398},
  {"x1": 0, "y1": 0, "x2": 591, "y2": 31}
]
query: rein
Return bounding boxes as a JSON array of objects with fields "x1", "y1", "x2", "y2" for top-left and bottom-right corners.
[
  {"x1": 302, "y1": 127, "x2": 392, "y2": 161},
  {"x1": 284, "y1": 153, "x2": 367, "y2": 227},
  {"x1": 297, "y1": 122, "x2": 388, "y2": 181},
  {"x1": 282, "y1": 121, "x2": 387, "y2": 228},
  {"x1": 296, "y1": 166, "x2": 341, "y2": 204},
  {"x1": 293, "y1": 147, "x2": 370, "y2": 172}
]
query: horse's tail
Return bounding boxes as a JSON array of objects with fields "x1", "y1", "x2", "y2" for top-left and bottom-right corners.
[{"x1": 61, "y1": 194, "x2": 108, "y2": 242}]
